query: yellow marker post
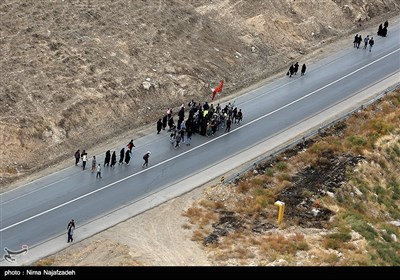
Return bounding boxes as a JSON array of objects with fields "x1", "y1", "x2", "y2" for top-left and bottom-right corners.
[
  {"x1": 220, "y1": 176, "x2": 225, "y2": 183},
  {"x1": 274, "y1": 200, "x2": 285, "y2": 225}
]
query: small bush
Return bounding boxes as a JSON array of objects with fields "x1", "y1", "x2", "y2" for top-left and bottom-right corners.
[
  {"x1": 237, "y1": 181, "x2": 252, "y2": 193},
  {"x1": 370, "y1": 241, "x2": 400, "y2": 265},
  {"x1": 276, "y1": 161, "x2": 287, "y2": 171},
  {"x1": 265, "y1": 168, "x2": 274, "y2": 177},
  {"x1": 392, "y1": 144, "x2": 400, "y2": 157},
  {"x1": 350, "y1": 220, "x2": 378, "y2": 241},
  {"x1": 327, "y1": 232, "x2": 352, "y2": 243},
  {"x1": 373, "y1": 185, "x2": 386, "y2": 196},
  {"x1": 348, "y1": 135, "x2": 367, "y2": 147}
]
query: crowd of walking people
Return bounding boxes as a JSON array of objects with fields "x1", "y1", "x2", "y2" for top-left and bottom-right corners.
[
  {"x1": 74, "y1": 98, "x2": 244, "y2": 178},
  {"x1": 157, "y1": 99, "x2": 244, "y2": 149},
  {"x1": 287, "y1": 62, "x2": 306, "y2": 77},
  {"x1": 353, "y1": 20, "x2": 388, "y2": 53},
  {"x1": 74, "y1": 19, "x2": 391, "y2": 179}
]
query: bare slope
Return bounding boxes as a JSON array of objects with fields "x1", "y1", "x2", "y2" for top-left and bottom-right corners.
[{"x1": 1, "y1": 0, "x2": 399, "y2": 186}]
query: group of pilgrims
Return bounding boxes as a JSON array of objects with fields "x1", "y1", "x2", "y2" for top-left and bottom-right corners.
[
  {"x1": 353, "y1": 20, "x2": 389, "y2": 52},
  {"x1": 74, "y1": 98, "x2": 243, "y2": 175},
  {"x1": 156, "y1": 99, "x2": 243, "y2": 149}
]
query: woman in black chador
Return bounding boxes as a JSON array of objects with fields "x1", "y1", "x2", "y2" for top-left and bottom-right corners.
[
  {"x1": 377, "y1": 23, "x2": 383, "y2": 36},
  {"x1": 104, "y1": 150, "x2": 111, "y2": 166},
  {"x1": 157, "y1": 118, "x2": 163, "y2": 134},
  {"x1": 301, "y1": 63, "x2": 306, "y2": 76},
  {"x1": 124, "y1": 149, "x2": 131, "y2": 165},
  {"x1": 119, "y1": 147, "x2": 125, "y2": 165},
  {"x1": 110, "y1": 151, "x2": 117, "y2": 167}
]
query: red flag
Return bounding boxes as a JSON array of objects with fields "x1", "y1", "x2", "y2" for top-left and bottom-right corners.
[{"x1": 211, "y1": 80, "x2": 224, "y2": 101}]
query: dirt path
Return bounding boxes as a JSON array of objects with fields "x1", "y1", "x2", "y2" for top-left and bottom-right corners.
[{"x1": 37, "y1": 185, "x2": 212, "y2": 266}]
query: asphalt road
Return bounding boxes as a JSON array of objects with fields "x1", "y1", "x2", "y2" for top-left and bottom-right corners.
[{"x1": 1, "y1": 23, "x2": 399, "y2": 265}]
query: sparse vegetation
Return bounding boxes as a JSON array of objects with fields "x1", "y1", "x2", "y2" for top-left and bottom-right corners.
[{"x1": 184, "y1": 91, "x2": 400, "y2": 266}]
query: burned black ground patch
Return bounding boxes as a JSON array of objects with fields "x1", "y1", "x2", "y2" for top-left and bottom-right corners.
[{"x1": 278, "y1": 153, "x2": 364, "y2": 228}]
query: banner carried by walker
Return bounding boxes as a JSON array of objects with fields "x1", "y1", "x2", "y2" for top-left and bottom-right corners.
[{"x1": 211, "y1": 80, "x2": 224, "y2": 101}]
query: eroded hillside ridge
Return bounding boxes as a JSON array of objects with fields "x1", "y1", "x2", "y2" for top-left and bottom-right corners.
[{"x1": 1, "y1": 0, "x2": 399, "y2": 185}]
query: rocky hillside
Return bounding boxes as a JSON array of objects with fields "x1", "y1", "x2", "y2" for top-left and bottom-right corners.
[{"x1": 1, "y1": 0, "x2": 399, "y2": 186}]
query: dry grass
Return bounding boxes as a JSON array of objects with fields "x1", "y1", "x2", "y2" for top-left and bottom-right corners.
[
  {"x1": 182, "y1": 223, "x2": 192, "y2": 230},
  {"x1": 35, "y1": 257, "x2": 56, "y2": 266},
  {"x1": 184, "y1": 91, "x2": 400, "y2": 266},
  {"x1": 237, "y1": 180, "x2": 252, "y2": 193},
  {"x1": 191, "y1": 230, "x2": 206, "y2": 242}
]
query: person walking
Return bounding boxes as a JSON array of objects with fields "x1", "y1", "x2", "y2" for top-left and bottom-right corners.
[
  {"x1": 384, "y1": 20, "x2": 389, "y2": 29},
  {"x1": 377, "y1": 24, "x2": 383, "y2": 36},
  {"x1": 237, "y1": 109, "x2": 243, "y2": 125},
  {"x1": 363, "y1": 35, "x2": 369, "y2": 49},
  {"x1": 104, "y1": 150, "x2": 111, "y2": 166},
  {"x1": 81, "y1": 151, "x2": 88, "y2": 170},
  {"x1": 301, "y1": 63, "x2": 306, "y2": 76},
  {"x1": 369, "y1": 37, "x2": 374, "y2": 52},
  {"x1": 356, "y1": 34, "x2": 362, "y2": 49},
  {"x1": 119, "y1": 147, "x2": 125, "y2": 165},
  {"x1": 96, "y1": 164, "x2": 102, "y2": 179},
  {"x1": 287, "y1": 64, "x2": 295, "y2": 77},
  {"x1": 174, "y1": 133, "x2": 182, "y2": 149},
  {"x1": 142, "y1": 151, "x2": 151, "y2": 168},
  {"x1": 110, "y1": 151, "x2": 117, "y2": 167},
  {"x1": 225, "y1": 117, "x2": 232, "y2": 132},
  {"x1": 186, "y1": 127, "x2": 192, "y2": 146},
  {"x1": 67, "y1": 219, "x2": 75, "y2": 243},
  {"x1": 124, "y1": 149, "x2": 131, "y2": 165},
  {"x1": 91, "y1": 156, "x2": 97, "y2": 173},
  {"x1": 353, "y1": 34, "x2": 358, "y2": 47},
  {"x1": 157, "y1": 118, "x2": 163, "y2": 134},
  {"x1": 74, "y1": 150, "x2": 80, "y2": 166},
  {"x1": 293, "y1": 62, "x2": 299, "y2": 75},
  {"x1": 127, "y1": 140, "x2": 135, "y2": 152},
  {"x1": 163, "y1": 115, "x2": 168, "y2": 130}
]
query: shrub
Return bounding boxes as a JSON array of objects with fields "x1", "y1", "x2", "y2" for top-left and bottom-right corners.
[
  {"x1": 276, "y1": 161, "x2": 287, "y2": 171},
  {"x1": 350, "y1": 220, "x2": 378, "y2": 241},
  {"x1": 348, "y1": 135, "x2": 367, "y2": 147},
  {"x1": 370, "y1": 241, "x2": 400, "y2": 265},
  {"x1": 265, "y1": 168, "x2": 274, "y2": 177}
]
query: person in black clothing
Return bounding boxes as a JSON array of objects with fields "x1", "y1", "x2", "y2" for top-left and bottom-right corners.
[
  {"x1": 369, "y1": 37, "x2": 375, "y2": 52},
  {"x1": 74, "y1": 150, "x2": 80, "y2": 166},
  {"x1": 119, "y1": 147, "x2": 125, "y2": 165},
  {"x1": 356, "y1": 34, "x2": 362, "y2": 48},
  {"x1": 157, "y1": 118, "x2": 163, "y2": 134},
  {"x1": 288, "y1": 64, "x2": 294, "y2": 77},
  {"x1": 142, "y1": 151, "x2": 151, "y2": 168},
  {"x1": 67, "y1": 219, "x2": 75, "y2": 243},
  {"x1": 162, "y1": 115, "x2": 168, "y2": 130},
  {"x1": 381, "y1": 26, "x2": 387, "y2": 37},
  {"x1": 178, "y1": 106, "x2": 185, "y2": 122},
  {"x1": 353, "y1": 34, "x2": 358, "y2": 47},
  {"x1": 384, "y1": 20, "x2": 388, "y2": 29},
  {"x1": 110, "y1": 151, "x2": 117, "y2": 167},
  {"x1": 293, "y1": 62, "x2": 299, "y2": 75},
  {"x1": 225, "y1": 118, "x2": 232, "y2": 132},
  {"x1": 377, "y1": 24, "x2": 383, "y2": 36},
  {"x1": 301, "y1": 63, "x2": 306, "y2": 76},
  {"x1": 125, "y1": 149, "x2": 131, "y2": 165},
  {"x1": 168, "y1": 117, "x2": 174, "y2": 132},
  {"x1": 104, "y1": 150, "x2": 111, "y2": 166}
]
